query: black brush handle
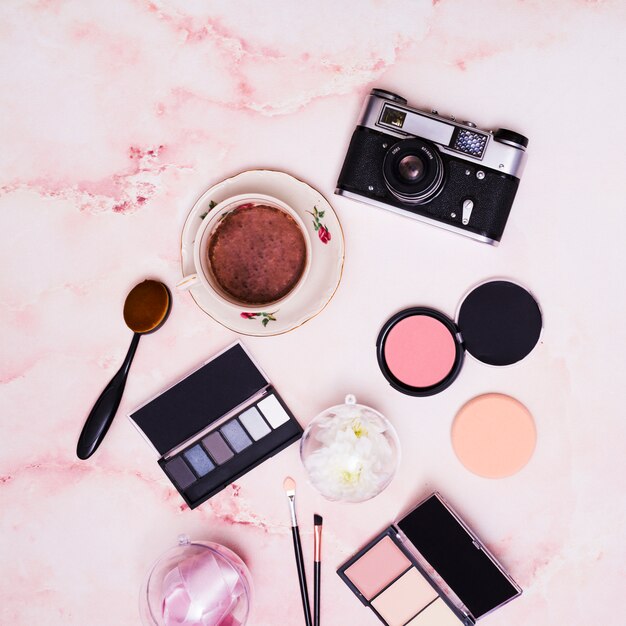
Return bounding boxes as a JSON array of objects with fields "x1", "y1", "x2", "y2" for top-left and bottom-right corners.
[
  {"x1": 291, "y1": 526, "x2": 312, "y2": 626},
  {"x1": 314, "y1": 561, "x2": 320, "y2": 626},
  {"x1": 76, "y1": 333, "x2": 141, "y2": 460}
]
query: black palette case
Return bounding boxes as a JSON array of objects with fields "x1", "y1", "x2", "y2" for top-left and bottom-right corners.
[{"x1": 129, "y1": 342, "x2": 303, "y2": 509}]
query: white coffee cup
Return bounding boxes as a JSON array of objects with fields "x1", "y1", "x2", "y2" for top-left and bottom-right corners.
[{"x1": 177, "y1": 193, "x2": 312, "y2": 311}]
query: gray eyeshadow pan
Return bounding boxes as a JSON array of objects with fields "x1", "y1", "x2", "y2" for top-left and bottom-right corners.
[
  {"x1": 164, "y1": 457, "x2": 196, "y2": 489},
  {"x1": 202, "y1": 431, "x2": 234, "y2": 464},
  {"x1": 168, "y1": 398, "x2": 284, "y2": 491},
  {"x1": 184, "y1": 444, "x2": 215, "y2": 476},
  {"x1": 239, "y1": 406, "x2": 271, "y2": 441},
  {"x1": 221, "y1": 420, "x2": 253, "y2": 452}
]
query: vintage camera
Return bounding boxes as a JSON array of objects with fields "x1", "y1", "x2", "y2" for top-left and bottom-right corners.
[{"x1": 336, "y1": 89, "x2": 529, "y2": 244}]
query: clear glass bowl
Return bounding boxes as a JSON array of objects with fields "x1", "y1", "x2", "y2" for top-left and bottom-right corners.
[
  {"x1": 140, "y1": 535, "x2": 252, "y2": 626},
  {"x1": 300, "y1": 394, "x2": 400, "y2": 503}
]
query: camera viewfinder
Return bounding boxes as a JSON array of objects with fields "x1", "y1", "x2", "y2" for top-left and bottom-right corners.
[{"x1": 381, "y1": 106, "x2": 407, "y2": 129}]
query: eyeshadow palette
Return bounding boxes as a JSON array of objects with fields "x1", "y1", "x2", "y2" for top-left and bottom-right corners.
[
  {"x1": 377, "y1": 280, "x2": 542, "y2": 396},
  {"x1": 129, "y1": 342, "x2": 303, "y2": 509},
  {"x1": 338, "y1": 493, "x2": 521, "y2": 626}
]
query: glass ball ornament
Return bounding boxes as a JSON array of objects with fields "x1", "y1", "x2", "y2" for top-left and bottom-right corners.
[
  {"x1": 300, "y1": 394, "x2": 400, "y2": 503},
  {"x1": 140, "y1": 535, "x2": 252, "y2": 626}
]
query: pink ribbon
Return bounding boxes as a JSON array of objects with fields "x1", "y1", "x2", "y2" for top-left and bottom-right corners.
[{"x1": 161, "y1": 550, "x2": 246, "y2": 626}]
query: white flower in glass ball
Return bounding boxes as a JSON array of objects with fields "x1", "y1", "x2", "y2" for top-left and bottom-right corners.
[{"x1": 300, "y1": 394, "x2": 400, "y2": 503}]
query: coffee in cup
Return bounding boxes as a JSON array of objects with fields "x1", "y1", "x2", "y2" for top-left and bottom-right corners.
[
  {"x1": 208, "y1": 202, "x2": 307, "y2": 306},
  {"x1": 177, "y1": 193, "x2": 312, "y2": 310}
]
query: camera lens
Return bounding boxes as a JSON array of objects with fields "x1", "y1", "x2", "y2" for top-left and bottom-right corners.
[
  {"x1": 383, "y1": 139, "x2": 444, "y2": 205},
  {"x1": 397, "y1": 155, "x2": 425, "y2": 183}
]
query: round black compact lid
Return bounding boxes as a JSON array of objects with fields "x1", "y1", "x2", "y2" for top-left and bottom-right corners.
[{"x1": 457, "y1": 280, "x2": 542, "y2": 366}]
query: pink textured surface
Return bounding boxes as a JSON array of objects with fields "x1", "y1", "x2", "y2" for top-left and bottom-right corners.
[
  {"x1": 1, "y1": 2, "x2": 625, "y2": 626},
  {"x1": 384, "y1": 315, "x2": 457, "y2": 388}
]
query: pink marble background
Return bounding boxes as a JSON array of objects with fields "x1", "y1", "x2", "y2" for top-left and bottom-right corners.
[{"x1": 1, "y1": 1, "x2": 625, "y2": 624}]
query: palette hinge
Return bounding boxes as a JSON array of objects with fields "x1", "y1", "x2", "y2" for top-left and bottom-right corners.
[{"x1": 162, "y1": 383, "x2": 272, "y2": 460}]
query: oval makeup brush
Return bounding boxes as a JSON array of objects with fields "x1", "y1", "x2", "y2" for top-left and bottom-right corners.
[
  {"x1": 76, "y1": 280, "x2": 171, "y2": 460},
  {"x1": 283, "y1": 477, "x2": 312, "y2": 626}
]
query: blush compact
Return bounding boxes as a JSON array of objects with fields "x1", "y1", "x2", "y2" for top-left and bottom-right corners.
[{"x1": 376, "y1": 280, "x2": 542, "y2": 396}]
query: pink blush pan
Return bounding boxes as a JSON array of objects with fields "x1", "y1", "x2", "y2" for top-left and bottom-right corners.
[
  {"x1": 342, "y1": 535, "x2": 411, "y2": 600},
  {"x1": 384, "y1": 315, "x2": 457, "y2": 389}
]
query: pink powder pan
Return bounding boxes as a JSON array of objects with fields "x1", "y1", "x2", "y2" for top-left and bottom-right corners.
[{"x1": 377, "y1": 307, "x2": 463, "y2": 397}]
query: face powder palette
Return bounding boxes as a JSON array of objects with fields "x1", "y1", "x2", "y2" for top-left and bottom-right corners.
[
  {"x1": 129, "y1": 342, "x2": 303, "y2": 509},
  {"x1": 377, "y1": 280, "x2": 542, "y2": 396},
  {"x1": 338, "y1": 493, "x2": 521, "y2": 626}
]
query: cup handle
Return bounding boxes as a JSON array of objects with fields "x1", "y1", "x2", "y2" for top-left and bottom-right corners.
[{"x1": 176, "y1": 274, "x2": 199, "y2": 291}]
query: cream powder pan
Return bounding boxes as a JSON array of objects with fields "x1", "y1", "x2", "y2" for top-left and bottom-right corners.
[
  {"x1": 371, "y1": 568, "x2": 438, "y2": 626},
  {"x1": 406, "y1": 599, "x2": 459, "y2": 625}
]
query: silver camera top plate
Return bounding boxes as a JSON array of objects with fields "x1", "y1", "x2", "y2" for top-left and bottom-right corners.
[{"x1": 357, "y1": 93, "x2": 527, "y2": 178}]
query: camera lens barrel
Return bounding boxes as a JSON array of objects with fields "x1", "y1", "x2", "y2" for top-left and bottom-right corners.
[{"x1": 383, "y1": 138, "x2": 445, "y2": 205}]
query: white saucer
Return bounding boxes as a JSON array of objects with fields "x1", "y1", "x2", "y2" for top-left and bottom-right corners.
[{"x1": 180, "y1": 170, "x2": 345, "y2": 336}]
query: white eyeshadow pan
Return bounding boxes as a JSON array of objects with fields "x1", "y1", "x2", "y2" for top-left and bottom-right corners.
[
  {"x1": 405, "y1": 598, "x2": 459, "y2": 626},
  {"x1": 239, "y1": 406, "x2": 271, "y2": 440},
  {"x1": 258, "y1": 394, "x2": 290, "y2": 428}
]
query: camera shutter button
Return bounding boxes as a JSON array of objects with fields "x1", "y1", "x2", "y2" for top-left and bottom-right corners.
[{"x1": 462, "y1": 199, "x2": 474, "y2": 225}]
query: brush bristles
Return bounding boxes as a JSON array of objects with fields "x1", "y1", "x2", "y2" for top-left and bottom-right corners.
[
  {"x1": 314, "y1": 514, "x2": 323, "y2": 526},
  {"x1": 283, "y1": 476, "x2": 296, "y2": 495}
]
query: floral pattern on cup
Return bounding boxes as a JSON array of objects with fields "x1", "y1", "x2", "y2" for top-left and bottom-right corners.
[
  {"x1": 240, "y1": 311, "x2": 278, "y2": 327},
  {"x1": 307, "y1": 206, "x2": 331, "y2": 244},
  {"x1": 199, "y1": 200, "x2": 218, "y2": 219}
]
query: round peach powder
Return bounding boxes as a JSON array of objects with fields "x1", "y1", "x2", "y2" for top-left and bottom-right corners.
[{"x1": 452, "y1": 394, "x2": 536, "y2": 478}]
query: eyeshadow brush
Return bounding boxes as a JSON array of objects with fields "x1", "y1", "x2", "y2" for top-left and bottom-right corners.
[
  {"x1": 313, "y1": 514, "x2": 323, "y2": 626},
  {"x1": 283, "y1": 477, "x2": 312, "y2": 626}
]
